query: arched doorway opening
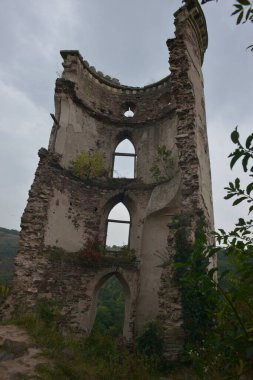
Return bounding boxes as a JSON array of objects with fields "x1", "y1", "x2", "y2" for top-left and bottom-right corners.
[
  {"x1": 87, "y1": 271, "x2": 132, "y2": 340},
  {"x1": 92, "y1": 274, "x2": 125, "y2": 337}
]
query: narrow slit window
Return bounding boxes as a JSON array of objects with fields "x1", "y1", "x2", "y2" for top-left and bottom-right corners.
[
  {"x1": 113, "y1": 139, "x2": 136, "y2": 178},
  {"x1": 106, "y1": 202, "x2": 130, "y2": 251}
]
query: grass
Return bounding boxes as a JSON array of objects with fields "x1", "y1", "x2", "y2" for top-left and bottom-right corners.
[{"x1": 7, "y1": 300, "x2": 163, "y2": 380}]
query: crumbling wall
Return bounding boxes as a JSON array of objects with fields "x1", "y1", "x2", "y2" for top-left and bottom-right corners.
[{"x1": 2, "y1": 0, "x2": 213, "y2": 361}]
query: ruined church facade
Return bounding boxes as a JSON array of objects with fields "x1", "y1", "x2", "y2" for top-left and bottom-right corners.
[{"x1": 3, "y1": 0, "x2": 213, "y2": 359}]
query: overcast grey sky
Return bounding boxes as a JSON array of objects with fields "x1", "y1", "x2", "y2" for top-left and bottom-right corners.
[{"x1": 0, "y1": 0, "x2": 252, "y2": 233}]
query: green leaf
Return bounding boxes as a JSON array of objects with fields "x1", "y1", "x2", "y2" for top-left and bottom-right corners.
[
  {"x1": 229, "y1": 181, "x2": 235, "y2": 190},
  {"x1": 237, "y1": 11, "x2": 244, "y2": 24},
  {"x1": 208, "y1": 267, "x2": 218, "y2": 278},
  {"x1": 238, "y1": 218, "x2": 246, "y2": 225},
  {"x1": 249, "y1": 205, "x2": 253, "y2": 214},
  {"x1": 234, "y1": 3, "x2": 243, "y2": 9},
  {"x1": 246, "y1": 182, "x2": 253, "y2": 195},
  {"x1": 246, "y1": 134, "x2": 253, "y2": 149},
  {"x1": 242, "y1": 154, "x2": 250, "y2": 172},
  {"x1": 233, "y1": 197, "x2": 248, "y2": 206},
  {"x1": 237, "y1": 241, "x2": 245, "y2": 250},
  {"x1": 207, "y1": 247, "x2": 221, "y2": 257},
  {"x1": 230, "y1": 151, "x2": 244, "y2": 169},
  {"x1": 237, "y1": 0, "x2": 250, "y2": 5},
  {"x1": 224, "y1": 193, "x2": 236, "y2": 200},
  {"x1": 219, "y1": 269, "x2": 230, "y2": 280},
  {"x1": 231, "y1": 129, "x2": 239, "y2": 144},
  {"x1": 245, "y1": 6, "x2": 252, "y2": 20},
  {"x1": 235, "y1": 177, "x2": 240, "y2": 189},
  {"x1": 231, "y1": 8, "x2": 241, "y2": 15}
]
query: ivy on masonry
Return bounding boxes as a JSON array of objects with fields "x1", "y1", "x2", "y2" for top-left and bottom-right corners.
[
  {"x1": 173, "y1": 217, "x2": 218, "y2": 348},
  {"x1": 150, "y1": 145, "x2": 174, "y2": 182}
]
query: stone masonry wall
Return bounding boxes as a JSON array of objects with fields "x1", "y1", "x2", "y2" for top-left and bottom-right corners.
[{"x1": 2, "y1": 0, "x2": 214, "y2": 361}]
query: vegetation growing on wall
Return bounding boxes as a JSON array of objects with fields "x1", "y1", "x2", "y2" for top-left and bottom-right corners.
[
  {"x1": 137, "y1": 321, "x2": 164, "y2": 359},
  {"x1": 78, "y1": 235, "x2": 104, "y2": 264},
  {"x1": 173, "y1": 217, "x2": 218, "y2": 347},
  {"x1": 70, "y1": 150, "x2": 105, "y2": 180},
  {"x1": 150, "y1": 145, "x2": 174, "y2": 182},
  {"x1": 46, "y1": 240, "x2": 137, "y2": 269}
]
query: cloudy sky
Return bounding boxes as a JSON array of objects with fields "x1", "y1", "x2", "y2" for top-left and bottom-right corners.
[{"x1": 0, "y1": 0, "x2": 252, "y2": 233}]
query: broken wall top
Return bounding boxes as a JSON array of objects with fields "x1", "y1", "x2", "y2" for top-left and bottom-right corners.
[{"x1": 56, "y1": 0, "x2": 207, "y2": 126}]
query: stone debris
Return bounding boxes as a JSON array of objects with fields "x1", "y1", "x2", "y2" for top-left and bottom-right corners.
[{"x1": 0, "y1": 325, "x2": 48, "y2": 380}]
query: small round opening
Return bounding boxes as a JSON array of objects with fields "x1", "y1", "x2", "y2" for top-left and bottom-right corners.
[{"x1": 124, "y1": 107, "x2": 134, "y2": 118}]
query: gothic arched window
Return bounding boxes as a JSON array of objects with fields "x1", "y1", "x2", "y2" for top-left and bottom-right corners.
[
  {"x1": 106, "y1": 202, "x2": 130, "y2": 251},
  {"x1": 113, "y1": 139, "x2": 136, "y2": 179}
]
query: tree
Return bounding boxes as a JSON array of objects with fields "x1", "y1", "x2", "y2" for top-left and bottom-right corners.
[{"x1": 178, "y1": 130, "x2": 253, "y2": 379}]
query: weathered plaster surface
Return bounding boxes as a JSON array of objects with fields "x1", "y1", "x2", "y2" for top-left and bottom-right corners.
[{"x1": 2, "y1": 0, "x2": 213, "y2": 361}]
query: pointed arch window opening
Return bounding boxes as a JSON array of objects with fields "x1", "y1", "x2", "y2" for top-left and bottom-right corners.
[
  {"x1": 105, "y1": 202, "x2": 131, "y2": 252},
  {"x1": 112, "y1": 139, "x2": 137, "y2": 179}
]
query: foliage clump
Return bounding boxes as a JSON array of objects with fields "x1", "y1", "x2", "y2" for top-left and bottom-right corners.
[
  {"x1": 118, "y1": 245, "x2": 137, "y2": 261},
  {"x1": 150, "y1": 145, "x2": 174, "y2": 182},
  {"x1": 174, "y1": 129, "x2": 253, "y2": 379},
  {"x1": 137, "y1": 321, "x2": 164, "y2": 358},
  {"x1": 46, "y1": 240, "x2": 137, "y2": 269},
  {"x1": 71, "y1": 150, "x2": 105, "y2": 180},
  {"x1": 173, "y1": 219, "x2": 218, "y2": 346}
]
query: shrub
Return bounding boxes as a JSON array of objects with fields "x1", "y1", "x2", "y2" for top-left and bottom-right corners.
[
  {"x1": 71, "y1": 150, "x2": 105, "y2": 180},
  {"x1": 36, "y1": 298, "x2": 62, "y2": 327},
  {"x1": 78, "y1": 235, "x2": 105, "y2": 264},
  {"x1": 137, "y1": 321, "x2": 164, "y2": 358},
  {"x1": 119, "y1": 245, "x2": 137, "y2": 261}
]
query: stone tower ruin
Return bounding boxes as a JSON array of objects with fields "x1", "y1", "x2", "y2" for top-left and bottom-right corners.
[{"x1": 3, "y1": 0, "x2": 213, "y2": 359}]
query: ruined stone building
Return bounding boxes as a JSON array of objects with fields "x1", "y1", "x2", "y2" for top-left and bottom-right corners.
[{"x1": 2, "y1": 0, "x2": 213, "y2": 359}]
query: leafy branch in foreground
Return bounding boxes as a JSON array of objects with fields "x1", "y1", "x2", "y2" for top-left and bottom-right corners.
[
  {"x1": 214, "y1": 128, "x2": 253, "y2": 250},
  {"x1": 175, "y1": 128, "x2": 253, "y2": 378},
  {"x1": 200, "y1": 0, "x2": 253, "y2": 24},
  {"x1": 231, "y1": 0, "x2": 253, "y2": 24},
  {"x1": 229, "y1": 127, "x2": 253, "y2": 171}
]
